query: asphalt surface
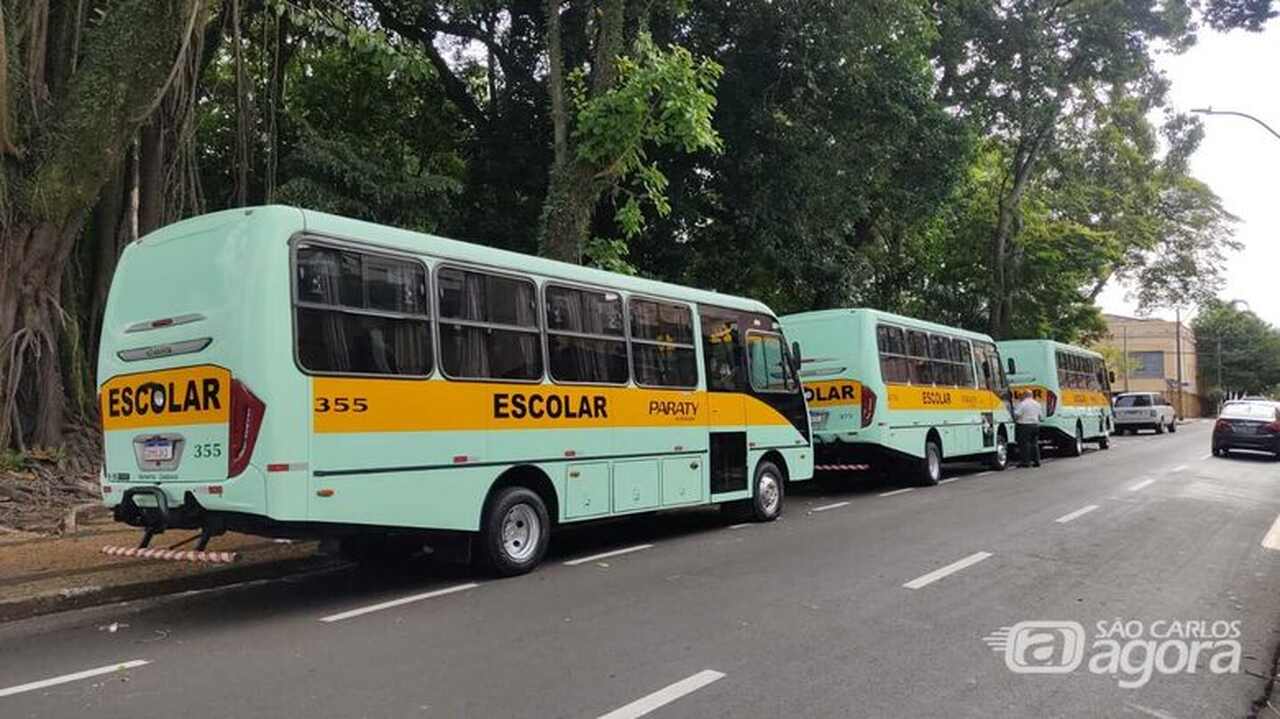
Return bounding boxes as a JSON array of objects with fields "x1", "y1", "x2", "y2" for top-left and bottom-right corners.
[{"x1": 3, "y1": 421, "x2": 1280, "y2": 718}]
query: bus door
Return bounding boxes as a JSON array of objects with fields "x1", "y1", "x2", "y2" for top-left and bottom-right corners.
[{"x1": 700, "y1": 309, "x2": 749, "y2": 497}]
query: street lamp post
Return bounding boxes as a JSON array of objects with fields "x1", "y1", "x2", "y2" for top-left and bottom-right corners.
[{"x1": 1191, "y1": 107, "x2": 1280, "y2": 142}]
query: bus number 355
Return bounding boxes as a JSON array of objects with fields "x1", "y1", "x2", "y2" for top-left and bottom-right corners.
[{"x1": 315, "y1": 397, "x2": 369, "y2": 413}]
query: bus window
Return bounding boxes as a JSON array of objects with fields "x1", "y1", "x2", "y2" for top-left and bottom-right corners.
[
  {"x1": 437, "y1": 267, "x2": 542, "y2": 381},
  {"x1": 630, "y1": 299, "x2": 697, "y2": 388},
  {"x1": 545, "y1": 285, "x2": 628, "y2": 384},
  {"x1": 877, "y1": 325, "x2": 911, "y2": 384},
  {"x1": 929, "y1": 334, "x2": 956, "y2": 386},
  {"x1": 748, "y1": 332, "x2": 798, "y2": 393},
  {"x1": 294, "y1": 244, "x2": 432, "y2": 376},
  {"x1": 701, "y1": 311, "x2": 745, "y2": 392},
  {"x1": 907, "y1": 330, "x2": 932, "y2": 385},
  {"x1": 954, "y1": 339, "x2": 975, "y2": 387}
]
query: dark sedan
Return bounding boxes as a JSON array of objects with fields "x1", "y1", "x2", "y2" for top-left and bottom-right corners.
[{"x1": 1212, "y1": 401, "x2": 1280, "y2": 458}]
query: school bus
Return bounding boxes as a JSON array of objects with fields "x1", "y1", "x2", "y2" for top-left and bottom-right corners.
[
  {"x1": 97, "y1": 206, "x2": 812, "y2": 575},
  {"x1": 997, "y1": 340, "x2": 1114, "y2": 456},
  {"x1": 781, "y1": 309, "x2": 1015, "y2": 486}
]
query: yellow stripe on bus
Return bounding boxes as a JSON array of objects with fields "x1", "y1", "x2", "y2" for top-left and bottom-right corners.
[
  {"x1": 801, "y1": 380, "x2": 861, "y2": 408},
  {"x1": 885, "y1": 384, "x2": 1006, "y2": 411},
  {"x1": 311, "y1": 378, "x2": 796, "y2": 434},
  {"x1": 1011, "y1": 384, "x2": 1110, "y2": 408},
  {"x1": 100, "y1": 365, "x2": 230, "y2": 431}
]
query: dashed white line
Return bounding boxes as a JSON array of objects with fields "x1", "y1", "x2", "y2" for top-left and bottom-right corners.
[
  {"x1": 319, "y1": 582, "x2": 479, "y2": 622},
  {"x1": 974, "y1": 471, "x2": 994, "y2": 477},
  {"x1": 1054, "y1": 505, "x2": 1100, "y2": 524},
  {"x1": 1201, "y1": 453, "x2": 1213, "y2": 460},
  {"x1": 1170, "y1": 464, "x2": 1188, "y2": 472},
  {"x1": 878, "y1": 488, "x2": 915, "y2": 498},
  {"x1": 727, "y1": 523, "x2": 752, "y2": 530},
  {"x1": 1129, "y1": 478, "x2": 1156, "y2": 492},
  {"x1": 903, "y1": 551, "x2": 993, "y2": 590},
  {"x1": 938, "y1": 478, "x2": 960, "y2": 485},
  {"x1": 564, "y1": 544, "x2": 654, "y2": 566},
  {"x1": 812, "y1": 501, "x2": 850, "y2": 512},
  {"x1": 1262, "y1": 514, "x2": 1280, "y2": 551},
  {"x1": 597, "y1": 670, "x2": 725, "y2": 719},
  {"x1": 0, "y1": 660, "x2": 150, "y2": 698}
]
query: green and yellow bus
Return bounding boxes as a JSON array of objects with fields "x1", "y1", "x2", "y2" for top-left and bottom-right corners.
[
  {"x1": 781, "y1": 309, "x2": 1015, "y2": 486},
  {"x1": 97, "y1": 206, "x2": 812, "y2": 575},
  {"x1": 997, "y1": 340, "x2": 1113, "y2": 456}
]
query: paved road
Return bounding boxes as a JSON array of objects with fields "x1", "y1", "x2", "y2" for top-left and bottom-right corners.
[{"x1": 3, "y1": 421, "x2": 1280, "y2": 718}]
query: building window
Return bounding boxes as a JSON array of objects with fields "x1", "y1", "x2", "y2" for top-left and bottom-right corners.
[
  {"x1": 294, "y1": 244, "x2": 432, "y2": 376},
  {"x1": 437, "y1": 267, "x2": 542, "y2": 381},
  {"x1": 1129, "y1": 351, "x2": 1164, "y2": 379}
]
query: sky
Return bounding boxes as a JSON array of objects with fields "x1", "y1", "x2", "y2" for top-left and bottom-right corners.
[{"x1": 1097, "y1": 17, "x2": 1280, "y2": 326}]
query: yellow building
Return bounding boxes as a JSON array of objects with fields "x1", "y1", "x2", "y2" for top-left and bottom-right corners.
[{"x1": 1098, "y1": 314, "x2": 1203, "y2": 418}]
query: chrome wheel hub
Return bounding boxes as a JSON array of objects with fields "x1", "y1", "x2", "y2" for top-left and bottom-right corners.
[
  {"x1": 501, "y1": 503, "x2": 540, "y2": 562},
  {"x1": 758, "y1": 473, "x2": 780, "y2": 515}
]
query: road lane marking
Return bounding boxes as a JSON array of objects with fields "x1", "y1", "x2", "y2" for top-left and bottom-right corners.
[
  {"x1": 903, "y1": 551, "x2": 993, "y2": 590},
  {"x1": 812, "y1": 501, "x2": 850, "y2": 512},
  {"x1": 1170, "y1": 464, "x2": 1188, "y2": 472},
  {"x1": 1262, "y1": 514, "x2": 1280, "y2": 551},
  {"x1": 564, "y1": 544, "x2": 654, "y2": 566},
  {"x1": 319, "y1": 582, "x2": 479, "y2": 622},
  {"x1": 597, "y1": 670, "x2": 725, "y2": 719},
  {"x1": 1054, "y1": 505, "x2": 1100, "y2": 524},
  {"x1": 974, "y1": 471, "x2": 993, "y2": 477},
  {"x1": 0, "y1": 660, "x2": 150, "y2": 698},
  {"x1": 1129, "y1": 479, "x2": 1156, "y2": 492},
  {"x1": 727, "y1": 523, "x2": 752, "y2": 530},
  {"x1": 1201, "y1": 453, "x2": 1213, "y2": 460},
  {"x1": 878, "y1": 488, "x2": 915, "y2": 497}
]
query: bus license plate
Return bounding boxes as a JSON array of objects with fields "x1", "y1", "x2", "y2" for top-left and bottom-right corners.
[{"x1": 143, "y1": 439, "x2": 174, "y2": 461}]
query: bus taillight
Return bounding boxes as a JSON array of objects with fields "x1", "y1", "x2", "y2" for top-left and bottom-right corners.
[
  {"x1": 860, "y1": 386, "x2": 877, "y2": 428},
  {"x1": 228, "y1": 379, "x2": 265, "y2": 478},
  {"x1": 1045, "y1": 390, "x2": 1058, "y2": 417}
]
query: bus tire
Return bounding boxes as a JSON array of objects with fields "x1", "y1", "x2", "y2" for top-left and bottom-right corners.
[
  {"x1": 1065, "y1": 423, "x2": 1084, "y2": 457},
  {"x1": 1169, "y1": 419, "x2": 1177, "y2": 433},
  {"x1": 988, "y1": 430, "x2": 1009, "y2": 471},
  {"x1": 916, "y1": 437, "x2": 943, "y2": 486},
  {"x1": 1098, "y1": 432, "x2": 1110, "y2": 450},
  {"x1": 749, "y1": 460, "x2": 784, "y2": 522},
  {"x1": 477, "y1": 487, "x2": 550, "y2": 577}
]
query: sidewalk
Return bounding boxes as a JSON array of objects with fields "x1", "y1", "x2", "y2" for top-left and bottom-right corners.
[{"x1": 0, "y1": 517, "x2": 337, "y2": 622}]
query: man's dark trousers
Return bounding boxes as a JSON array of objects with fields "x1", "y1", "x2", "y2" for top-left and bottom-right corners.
[{"x1": 1016, "y1": 423, "x2": 1041, "y2": 467}]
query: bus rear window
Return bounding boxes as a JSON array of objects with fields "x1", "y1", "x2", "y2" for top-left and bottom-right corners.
[{"x1": 1115, "y1": 394, "x2": 1153, "y2": 407}]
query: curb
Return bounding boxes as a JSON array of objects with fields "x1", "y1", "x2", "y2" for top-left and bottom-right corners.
[{"x1": 0, "y1": 555, "x2": 344, "y2": 624}]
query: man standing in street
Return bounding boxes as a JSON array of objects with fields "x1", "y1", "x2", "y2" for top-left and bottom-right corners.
[{"x1": 1014, "y1": 390, "x2": 1043, "y2": 468}]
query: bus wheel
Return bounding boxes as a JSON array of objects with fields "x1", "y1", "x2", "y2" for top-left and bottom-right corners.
[
  {"x1": 750, "y1": 461, "x2": 784, "y2": 522},
  {"x1": 917, "y1": 438, "x2": 942, "y2": 486},
  {"x1": 988, "y1": 431, "x2": 1009, "y2": 471},
  {"x1": 1098, "y1": 432, "x2": 1111, "y2": 450},
  {"x1": 1169, "y1": 419, "x2": 1178, "y2": 433},
  {"x1": 1065, "y1": 424, "x2": 1084, "y2": 457},
  {"x1": 478, "y1": 487, "x2": 550, "y2": 576}
]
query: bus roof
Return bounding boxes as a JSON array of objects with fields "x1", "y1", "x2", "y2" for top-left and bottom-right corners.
[
  {"x1": 782, "y1": 308, "x2": 998, "y2": 344},
  {"x1": 997, "y1": 338, "x2": 1103, "y2": 360},
  {"x1": 142, "y1": 205, "x2": 776, "y2": 317}
]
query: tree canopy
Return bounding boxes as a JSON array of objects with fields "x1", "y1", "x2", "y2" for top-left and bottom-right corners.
[{"x1": 0, "y1": 0, "x2": 1266, "y2": 453}]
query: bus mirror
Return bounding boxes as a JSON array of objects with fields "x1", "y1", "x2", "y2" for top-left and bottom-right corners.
[
  {"x1": 790, "y1": 341, "x2": 803, "y2": 372},
  {"x1": 1108, "y1": 370, "x2": 1116, "y2": 384},
  {"x1": 1006, "y1": 358, "x2": 1016, "y2": 374}
]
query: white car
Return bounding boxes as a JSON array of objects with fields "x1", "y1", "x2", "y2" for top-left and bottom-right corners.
[{"x1": 1113, "y1": 392, "x2": 1177, "y2": 434}]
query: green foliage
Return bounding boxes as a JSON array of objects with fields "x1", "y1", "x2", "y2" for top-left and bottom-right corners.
[
  {"x1": 572, "y1": 33, "x2": 724, "y2": 240},
  {"x1": 1193, "y1": 300, "x2": 1280, "y2": 396}
]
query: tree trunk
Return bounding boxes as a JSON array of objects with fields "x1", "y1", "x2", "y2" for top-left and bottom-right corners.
[{"x1": 0, "y1": 221, "x2": 78, "y2": 449}]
